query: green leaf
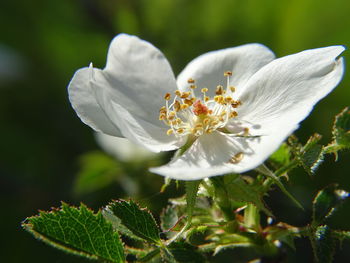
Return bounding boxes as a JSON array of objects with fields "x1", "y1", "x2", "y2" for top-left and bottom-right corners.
[
  {"x1": 311, "y1": 225, "x2": 335, "y2": 263},
  {"x1": 325, "y1": 107, "x2": 350, "y2": 154},
  {"x1": 215, "y1": 174, "x2": 272, "y2": 216},
  {"x1": 164, "y1": 242, "x2": 206, "y2": 263},
  {"x1": 102, "y1": 208, "x2": 145, "y2": 242},
  {"x1": 22, "y1": 203, "x2": 125, "y2": 263},
  {"x1": 160, "y1": 205, "x2": 179, "y2": 232},
  {"x1": 185, "y1": 180, "x2": 201, "y2": 221},
  {"x1": 106, "y1": 200, "x2": 161, "y2": 244},
  {"x1": 300, "y1": 134, "x2": 324, "y2": 175},
  {"x1": 256, "y1": 165, "x2": 303, "y2": 210},
  {"x1": 74, "y1": 151, "x2": 121, "y2": 195},
  {"x1": 269, "y1": 143, "x2": 291, "y2": 166},
  {"x1": 333, "y1": 230, "x2": 350, "y2": 241},
  {"x1": 313, "y1": 184, "x2": 350, "y2": 225}
]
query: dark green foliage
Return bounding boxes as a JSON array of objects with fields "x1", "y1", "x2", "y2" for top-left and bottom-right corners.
[
  {"x1": 312, "y1": 225, "x2": 336, "y2": 263},
  {"x1": 106, "y1": 200, "x2": 161, "y2": 244},
  {"x1": 166, "y1": 242, "x2": 206, "y2": 263},
  {"x1": 22, "y1": 203, "x2": 125, "y2": 262},
  {"x1": 312, "y1": 184, "x2": 350, "y2": 225}
]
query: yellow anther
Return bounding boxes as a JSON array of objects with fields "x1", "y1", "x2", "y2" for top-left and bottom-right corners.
[
  {"x1": 181, "y1": 104, "x2": 189, "y2": 110},
  {"x1": 167, "y1": 129, "x2": 174, "y2": 135},
  {"x1": 160, "y1": 106, "x2": 166, "y2": 112},
  {"x1": 243, "y1": 127, "x2": 250, "y2": 136},
  {"x1": 180, "y1": 92, "x2": 191, "y2": 99},
  {"x1": 191, "y1": 97, "x2": 196, "y2": 102},
  {"x1": 229, "y1": 111, "x2": 238, "y2": 118},
  {"x1": 229, "y1": 86, "x2": 236, "y2": 92},
  {"x1": 159, "y1": 113, "x2": 166, "y2": 120},
  {"x1": 204, "y1": 96, "x2": 210, "y2": 102},
  {"x1": 164, "y1": 93, "x2": 171, "y2": 100},
  {"x1": 174, "y1": 100, "x2": 181, "y2": 112},
  {"x1": 187, "y1": 78, "x2": 195, "y2": 84},
  {"x1": 225, "y1": 96, "x2": 233, "y2": 103},
  {"x1": 214, "y1": 95, "x2": 224, "y2": 104},
  {"x1": 190, "y1": 85, "x2": 197, "y2": 89},
  {"x1": 216, "y1": 85, "x2": 224, "y2": 95},
  {"x1": 224, "y1": 71, "x2": 232, "y2": 76},
  {"x1": 211, "y1": 120, "x2": 219, "y2": 126},
  {"x1": 168, "y1": 111, "x2": 176, "y2": 120},
  {"x1": 206, "y1": 129, "x2": 214, "y2": 134},
  {"x1": 229, "y1": 152, "x2": 244, "y2": 164},
  {"x1": 184, "y1": 99, "x2": 193, "y2": 106},
  {"x1": 175, "y1": 90, "x2": 182, "y2": 96},
  {"x1": 177, "y1": 128, "x2": 184, "y2": 134},
  {"x1": 195, "y1": 123, "x2": 204, "y2": 128},
  {"x1": 201, "y1": 88, "x2": 208, "y2": 93},
  {"x1": 231, "y1": 100, "x2": 241, "y2": 108},
  {"x1": 176, "y1": 118, "x2": 182, "y2": 124},
  {"x1": 203, "y1": 117, "x2": 211, "y2": 125},
  {"x1": 220, "y1": 111, "x2": 227, "y2": 116}
]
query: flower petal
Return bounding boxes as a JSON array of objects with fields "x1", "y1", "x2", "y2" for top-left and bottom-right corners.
[
  {"x1": 102, "y1": 34, "x2": 178, "y2": 126},
  {"x1": 238, "y1": 46, "x2": 345, "y2": 131},
  {"x1": 177, "y1": 43, "x2": 276, "y2": 96},
  {"x1": 95, "y1": 132, "x2": 158, "y2": 161},
  {"x1": 68, "y1": 67, "x2": 122, "y2": 136},
  {"x1": 93, "y1": 88, "x2": 186, "y2": 152},
  {"x1": 150, "y1": 132, "x2": 251, "y2": 180}
]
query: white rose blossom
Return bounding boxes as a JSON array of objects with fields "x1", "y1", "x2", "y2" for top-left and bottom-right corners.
[
  {"x1": 68, "y1": 34, "x2": 345, "y2": 180},
  {"x1": 95, "y1": 132, "x2": 158, "y2": 162}
]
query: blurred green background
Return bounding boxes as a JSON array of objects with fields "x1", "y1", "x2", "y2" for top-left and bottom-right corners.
[{"x1": 0, "y1": 0, "x2": 349, "y2": 262}]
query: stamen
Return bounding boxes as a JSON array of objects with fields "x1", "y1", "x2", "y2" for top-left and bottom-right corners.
[
  {"x1": 159, "y1": 71, "x2": 243, "y2": 138},
  {"x1": 229, "y1": 152, "x2": 244, "y2": 164},
  {"x1": 229, "y1": 86, "x2": 236, "y2": 93},
  {"x1": 164, "y1": 93, "x2": 171, "y2": 100},
  {"x1": 175, "y1": 90, "x2": 182, "y2": 96},
  {"x1": 216, "y1": 85, "x2": 224, "y2": 95}
]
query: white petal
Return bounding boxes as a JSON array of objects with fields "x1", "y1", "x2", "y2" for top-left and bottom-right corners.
[
  {"x1": 94, "y1": 89, "x2": 185, "y2": 152},
  {"x1": 150, "y1": 132, "x2": 249, "y2": 180},
  {"x1": 102, "y1": 34, "x2": 178, "y2": 126},
  {"x1": 68, "y1": 67, "x2": 122, "y2": 136},
  {"x1": 238, "y1": 46, "x2": 345, "y2": 131},
  {"x1": 177, "y1": 43, "x2": 275, "y2": 97},
  {"x1": 95, "y1": 132, "x2": 158, "y2": 161},
  {"x1": 150, "y1": 128, "x2": 298, "y2": 180}
]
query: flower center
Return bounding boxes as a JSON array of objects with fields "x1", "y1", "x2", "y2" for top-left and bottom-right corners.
[{"x1": 159, "y1": 71, "x2": 242, "y2": 138}]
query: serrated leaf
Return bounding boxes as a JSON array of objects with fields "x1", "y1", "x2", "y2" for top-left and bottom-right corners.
[
  {"x1": 74, "y1": 151, "x2": 121, "y2": 195},
  {"x1": 102, "y1": 208, "x2": 145, "y2": 242},
  {"x1": 313, "y1": 184, "x2": 350, "y2": 225},
  {"x1": 311, "y1": 225, "x2": 335, "y2": 263},
  {"x1": 185, "y1": 180, "x2": 201, "y2": 221},
  {"x1": 107, "y1": 200, "x2": 161, "y2": 244},
  {"x1": 218, "y1": 174, "x2": 272, "y2": 216},
  {"x1": 165, "y1": 242, "x2": 206, "y2": 263},
  {"x1": 22, "y1": 203, "x2": 125, "y2": 262},
  {"x1": 300, "y1": 134, "x2": 324, "y2": 175},
  {"x1": 256, "y1": 165, "x2": 303, "y2": 210},
  {"x1": 332, "y1": 107, "x2": 350, "y2": 148},
  {"x1": 270, "y1": 143, "x2": 291, "y2": 166},
  {"x1": 160, "y1": 205, "x2": 179, "y2": 232},
  {"x1": 333, "y1": 230, "x2": 350, "y2": 241}
]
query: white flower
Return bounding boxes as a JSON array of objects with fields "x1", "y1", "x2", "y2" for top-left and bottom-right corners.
[
  {"x1": 95, "y1": 132, "x2": 158, "y2": 162},
  {"x1": 68, "y1": 34, "x2": 345, "y2": 180}
]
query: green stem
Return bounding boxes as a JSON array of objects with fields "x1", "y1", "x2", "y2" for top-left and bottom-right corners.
[{"x1": 244, "y1": 203, "x2": 260, "y2": 232}]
